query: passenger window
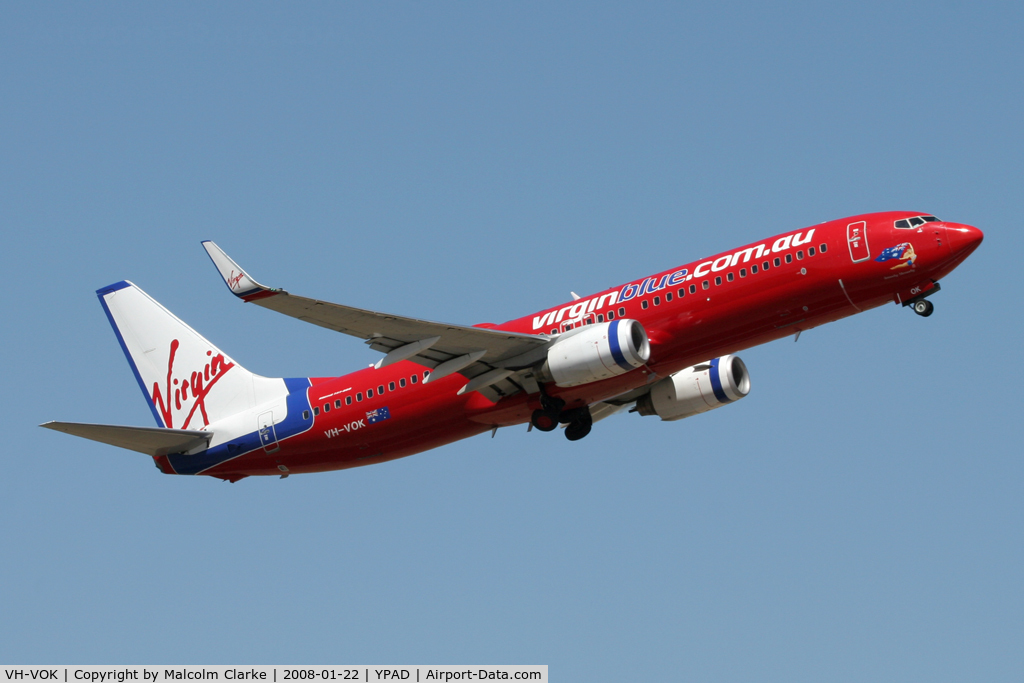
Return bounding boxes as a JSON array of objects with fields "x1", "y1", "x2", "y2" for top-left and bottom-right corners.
[
  {"x1": 727, "y1": 272, "x2": 734, "y2": 282},
  {"x1": 641, "y1": 300, "x2": 649, "y2": 309},
  {"x1": 399, "y1": 378, "x2": 406, "y2": 388},
  {"x1": 313, "y1": 406, "x2": 320, "y2": 416},
  {"x1": 751, "y1": 264, "x2": 758, "y2": 274},
  {"x1": 774, "y1": 257, "x2": 781, "y2": 267},
  {"x1": 423, "y1": 371, "x2": 430, "y2": 380},
  {"x1": 665, "y1": 292, "x2": 673, "y2": 302},
  {"x1": 378, "y1": 385, "x2": 385, "y2": 394},
  {"x1": 653, "y1": 296, "x2": 660, "y2": 306},
  {"x1": 607, "y1": 311, "x2": 615, "y2": 321},
  {"x1": 820, "y1": 243, "x2": 827, "y2": 253},
  {"x1": 389, "y1": 382, "x2": 395, "y2": 391},
  {"x1": 323, "y1": 403, "x2": 330, "y2": 412},
  {"x1": 335, "y1": 399, "x2": 341, "y2": 409},
  {"x1": 618, "y1": 307, "x2": 626, "y2": 317},
  {"x1": 585, "y1": 317, "x2": 593, "y2": 325},
  {"x1": 808, "y1": 247, "x2": 815, "y2": 256},
  {"x1": 303, "y1": 410, "x2": 310, "y2": 420},
  {"x1": 762, "y1": 261, "x2": 770, "y2": 270},
  {"x1": 366, "y1": 388, "x2": 373, "y2": 398},
  {"x1": 678, "y1": 288, "x2": 686, "y2": 298},
  {"x1": 346, "y1": 396, "x2": 353, "y2": 406},
  {"x1": 702, "y1": 280, "x2": 710, "y2": 290},
  {"x1": 785, "y1": 254, "x2": 793, "y2": 264},
  {"x1": 689, "y1": 284, "x2": 697, "y2": 294},
  {"x1": 597, "y1": 314, "x2": 605, "y2": 322},
  {"x1": 411, "y1": 375, "x2": 418, "y2": 385},
  {"x1": 715, "y1": 276, "x2": 722, "y2": 286},
  {"x1": 740, "y1": 268, "x2": 746, "y2": 277},
  {"x1": 797, "y1": 250, "x2": 804, "y2": 260},
  {"x1": 357, "y1": 392, "x2": 363, "y2": 401}
]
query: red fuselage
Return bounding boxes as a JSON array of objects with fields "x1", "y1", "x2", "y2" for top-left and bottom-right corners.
[{"x1": 188, "y1": 211, "x2": 983, "y2": 479}]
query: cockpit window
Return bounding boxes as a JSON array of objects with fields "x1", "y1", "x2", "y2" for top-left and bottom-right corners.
[{"x1": 895, "y1": 215, "x2": 940, "y2": 229}]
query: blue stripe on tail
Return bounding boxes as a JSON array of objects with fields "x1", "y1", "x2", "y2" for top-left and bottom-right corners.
[{"x1": 166, "y1": 377, "x2": 313, "y2": 475}]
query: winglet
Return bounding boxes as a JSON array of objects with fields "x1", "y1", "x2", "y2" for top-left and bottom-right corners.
[{"x1": 201, "y1": 240, "x2": 282, "y2": 302}]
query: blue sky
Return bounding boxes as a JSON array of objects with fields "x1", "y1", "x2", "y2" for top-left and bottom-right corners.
[{"x1": 2, "y1": 2, "x2": 1022, "y2": 679}]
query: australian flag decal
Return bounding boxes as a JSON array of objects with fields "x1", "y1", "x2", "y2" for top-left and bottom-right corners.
[
  {"x1": 366, "y1": 407, "x2": 391, "y2": 424},
  {"x1": 875, "y1": 243, "x2": 911, "y2": 263}
]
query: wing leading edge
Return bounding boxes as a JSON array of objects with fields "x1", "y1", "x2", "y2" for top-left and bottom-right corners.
[{"x1": 201, "y1": 241, "x2": 551, "y2": 399}]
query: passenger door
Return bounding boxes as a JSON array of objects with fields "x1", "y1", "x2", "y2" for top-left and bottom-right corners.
[
  {"x1": 257, "y1": 411, "x2": 280, "y2": 453},
  {"x1": 847, "y1": 221, "x2": 870, "y2": 262}
]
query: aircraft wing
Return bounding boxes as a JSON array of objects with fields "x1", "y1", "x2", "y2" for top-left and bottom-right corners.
[
  {"x1": 41, "y1": 421, "x2": 213, "y2": 457},
  {"x1": 202, "y1": 241, "x2": 551, "y2": 398}
]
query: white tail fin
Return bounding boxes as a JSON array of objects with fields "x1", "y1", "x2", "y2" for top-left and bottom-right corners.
[{"x1": 97, "y1": 281, "x2": 282, "y2": 430}]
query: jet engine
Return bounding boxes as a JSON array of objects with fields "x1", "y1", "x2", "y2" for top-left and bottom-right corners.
[
  {"x1": 634, "y1": 355, "x2": 750, "y2": 421},
  {"x1": 539, "y1": 319, "x2": 650, "y2": 387}
]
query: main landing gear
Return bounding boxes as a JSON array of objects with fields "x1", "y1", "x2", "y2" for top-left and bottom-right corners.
[
  {"x1": 530, "y1": 392, "x2": 593, "y2": 441},
  {"x1": 530, "y1": 408, "x2": 559, "y2": 432},
  {"x1": 561, "y1": 407, "x2": 593, "y2": 441}
]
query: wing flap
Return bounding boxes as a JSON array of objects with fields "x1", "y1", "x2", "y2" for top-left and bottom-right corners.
[
  {"x1": 41, "y1": 421, "x2": 212, "y2": 457},
  {"x1": 588, "y1": 401, "x2": 628, "y2": 423}
]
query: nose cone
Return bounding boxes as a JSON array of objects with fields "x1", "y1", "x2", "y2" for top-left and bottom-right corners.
[{"x1": 946, "y1": 223, "x2": 984, "y2": 257}]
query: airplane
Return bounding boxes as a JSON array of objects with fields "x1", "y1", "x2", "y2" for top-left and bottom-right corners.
[{"x1": 41, "y1": 211, "x2": 983, "y2": 482}]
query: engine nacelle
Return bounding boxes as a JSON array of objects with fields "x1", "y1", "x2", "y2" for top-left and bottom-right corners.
[
  {"x1": 540, "y1": 319, "x2": 651, "y2": 387},
  {"x1": 635, "y1": 355, "x2": 750, "y2": 421}
]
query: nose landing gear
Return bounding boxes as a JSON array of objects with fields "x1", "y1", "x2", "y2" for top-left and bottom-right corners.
[{"x1": 901, "y1": 281, "x2": 940, "y2": 318}]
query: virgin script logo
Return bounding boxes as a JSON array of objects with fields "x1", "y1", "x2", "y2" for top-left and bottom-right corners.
[
  {"x1": 151, "y1": 339, "x2": 235, "y2": 429},
  {"x1": 227, "y1": 270, "x2": 245, "y2": 291}
]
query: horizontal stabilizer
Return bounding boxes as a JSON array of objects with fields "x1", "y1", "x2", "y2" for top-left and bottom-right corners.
[{"x1": 40, "y1": 421, "x2": 213, "y2": 457}]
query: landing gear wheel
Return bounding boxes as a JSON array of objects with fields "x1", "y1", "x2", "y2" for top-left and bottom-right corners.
[
  {"x1": 563, "y1": 407, "x2": 593, "y2": 441},
  {"x1": 565, "y1": 420, "x2": 592, "y2": 441},
  {"x1": 913, "y1": 299, "x2": 934, "y2": 317},
  {"x1": 531, "y1": 409, "x2": 559, "y2": 432}
]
